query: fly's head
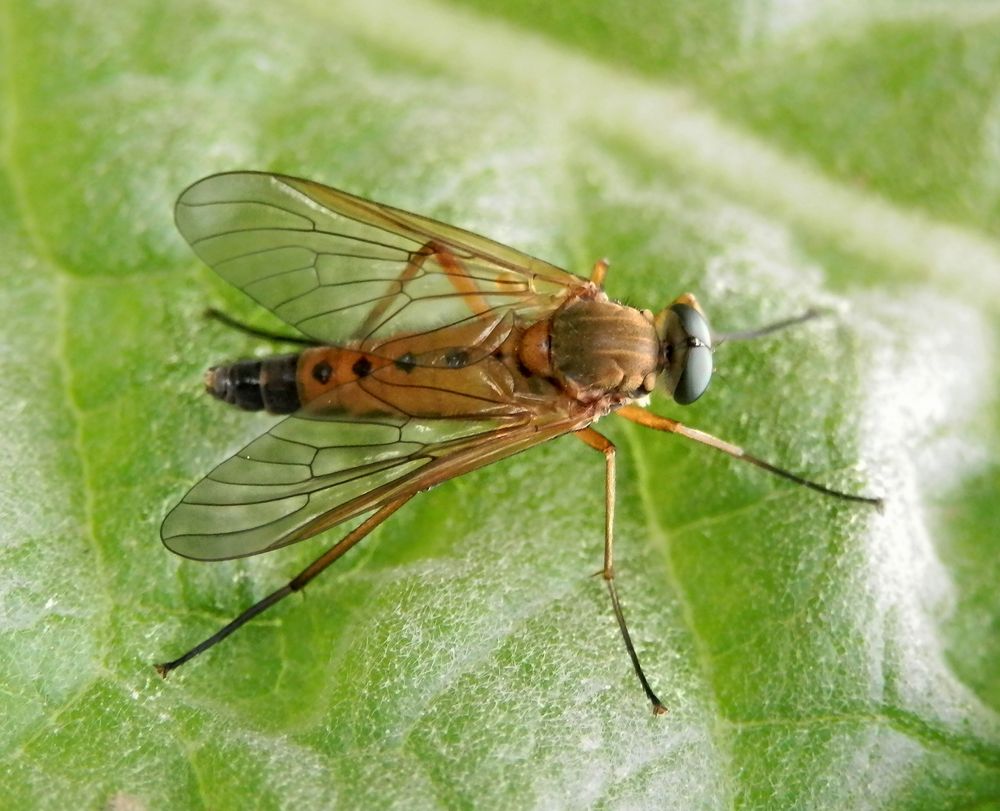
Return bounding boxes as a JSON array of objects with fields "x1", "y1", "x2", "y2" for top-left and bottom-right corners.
[{"x1": 654, "y1": 293, "x2": 713, "y2": 405}]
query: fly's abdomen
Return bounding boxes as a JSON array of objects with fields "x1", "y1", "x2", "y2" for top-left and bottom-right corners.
[{"x1": 205, "y1": 354, "x2": 301, "y2": 414}]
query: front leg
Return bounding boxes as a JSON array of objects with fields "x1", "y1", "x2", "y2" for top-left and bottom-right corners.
[{"x1": 615, "y1": 405, "x2": 882, "y2": 508}]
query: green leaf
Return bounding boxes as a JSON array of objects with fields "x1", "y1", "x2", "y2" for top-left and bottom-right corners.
[{"x1": 3, "y1": 1, "x2": 999, "y2": 808}]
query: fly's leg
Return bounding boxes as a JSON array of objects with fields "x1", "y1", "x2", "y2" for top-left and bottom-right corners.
[
  {"x1": 203, "y1": 308, "x2": 317, "y2": 346},
  {"x1": 155, "y1": 495, "x2": 413, "y2": 677},
  {"x1": 616, "y1": 405, "x2": 883, "y2": 509},
  {"x1": 357, "y1": 241, "x2": 493, "y2": 337},
  {"x1": 590, "y1": 258, "x2": 610, "y2": 287},
  {"x1": 576, "y1": 427, "x2": 668, "y2": 715}
]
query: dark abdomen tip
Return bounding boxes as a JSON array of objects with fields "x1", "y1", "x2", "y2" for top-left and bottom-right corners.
[{"x1": 204, "y1": 354, "x2": 301, "y2": 413}]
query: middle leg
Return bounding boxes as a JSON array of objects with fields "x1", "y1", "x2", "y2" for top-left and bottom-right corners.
[{"x1": 575, "y1": 427, "x2": 667, "y2": 715}]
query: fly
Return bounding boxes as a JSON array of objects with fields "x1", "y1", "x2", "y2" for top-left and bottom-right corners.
[{"x1": 157, "y1": 171, "x2": 882, "y2": 714}]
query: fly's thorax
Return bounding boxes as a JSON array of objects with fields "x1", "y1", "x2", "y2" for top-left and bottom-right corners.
[
  {"x1": 517, "y1": 319, "x2": 554, "y2": 378},
  {"x1": 549, "y1": 298, "x2": 659, "y2": 400}
]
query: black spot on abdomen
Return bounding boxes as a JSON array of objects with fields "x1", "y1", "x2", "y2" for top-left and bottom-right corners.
[
  {"x1": 444, "y1": 349, "x2": 469, "y2": 368},
  {"x1": 352, "y1": 356, "x2": 372, "y2": 378},
  {"x1": 312, "y1": 360, "x2": 332, "y2": 384},
  {"x1": 394, "y1": 352, "x2": 416, "y2": 373}
]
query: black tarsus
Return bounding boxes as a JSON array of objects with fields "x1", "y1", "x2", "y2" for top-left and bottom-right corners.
[
  {"x1": 204, "y1": 307, "x2": 317, "y2": 346},
  {"x1": 155, "y1": 497, "x2": 413, "y2": 678},
  {"x1": 606, "y1": 579, "x2": 668, "y2": 715}
]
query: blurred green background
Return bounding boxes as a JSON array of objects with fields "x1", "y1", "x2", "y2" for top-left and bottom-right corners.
[{"x1": 2, "y1": 1, "x2": 999, "y2": 808}]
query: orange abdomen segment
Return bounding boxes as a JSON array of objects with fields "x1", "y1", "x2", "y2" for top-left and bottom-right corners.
[
  {"x1": 297, "y1": 342, "x2": 529, "y2": 419},
  {"x1": 297, "y1": 347, "x2": 385, "y2": 410}
]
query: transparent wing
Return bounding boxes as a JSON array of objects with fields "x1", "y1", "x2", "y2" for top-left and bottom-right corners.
[
  {"x1": 174, "y1": 171, "x2": 589, "y2": 344},
  {"x1": 161, "y1": 407, "x2": 581, "y2": 561}
]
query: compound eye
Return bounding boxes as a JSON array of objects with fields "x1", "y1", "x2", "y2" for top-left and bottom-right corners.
[
  {"x1": 673, "y1": 341, "x2": 712, "y2": 404},
  {"x1": 667, "y1": 303, "x2": 713, "y2": 405}
]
